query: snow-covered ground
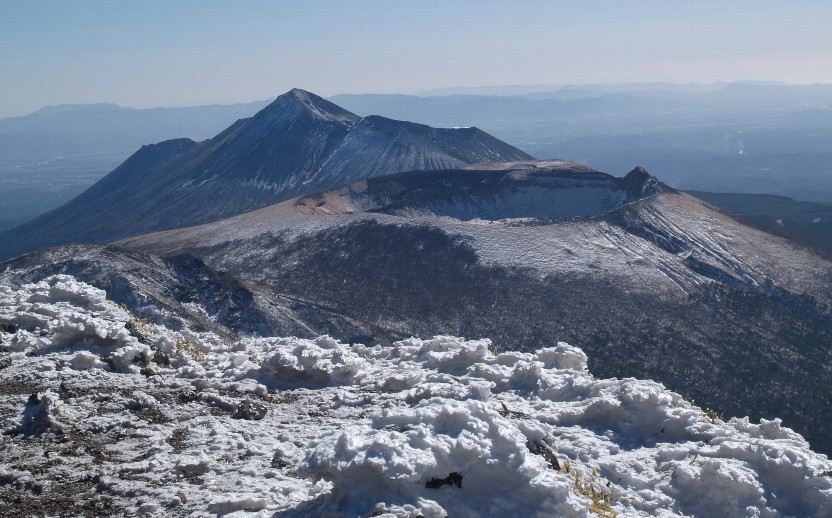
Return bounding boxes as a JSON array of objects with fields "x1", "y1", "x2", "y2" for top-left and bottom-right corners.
[{"x1": 1, "y1": 276, "x2": 830, "y2": 517}]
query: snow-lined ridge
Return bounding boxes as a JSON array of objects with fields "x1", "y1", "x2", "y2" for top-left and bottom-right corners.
[{"x1": 1, "y1": 276, "x2": 830, "y2": 516}]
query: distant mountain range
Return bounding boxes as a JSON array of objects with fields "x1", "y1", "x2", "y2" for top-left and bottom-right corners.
[
  {"x1": 0, "y1": 89, "x2": 530, "y2": 260},
  {"x1": 0, "y1": 99, "x2": 272, "y2": 160},
  {"x1": 2, "y1": 81, "x2": 831, "y2": 232}
]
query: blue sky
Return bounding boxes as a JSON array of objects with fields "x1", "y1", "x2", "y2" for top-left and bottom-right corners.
[{"x1": 1, "y1": 0, "x2": 830, "y2": 117}]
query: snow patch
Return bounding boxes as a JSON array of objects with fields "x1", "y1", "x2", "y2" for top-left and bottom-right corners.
[{"x1": 1, "y1": 276, "x2": 830, "y2": 516}]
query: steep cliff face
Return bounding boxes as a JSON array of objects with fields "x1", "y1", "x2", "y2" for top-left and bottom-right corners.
[{"x1": 0, "y1": 89, "x2": 532, "y2": 260}]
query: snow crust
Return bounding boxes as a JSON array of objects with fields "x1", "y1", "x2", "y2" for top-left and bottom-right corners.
[{"x1": 1, "y1": 276, "x2": 830, "y2": 516}]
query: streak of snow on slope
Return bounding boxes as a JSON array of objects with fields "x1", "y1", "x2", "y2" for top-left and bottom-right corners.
[{"x1": 0, "y1": 276, "x2": 830, "y2": 517}]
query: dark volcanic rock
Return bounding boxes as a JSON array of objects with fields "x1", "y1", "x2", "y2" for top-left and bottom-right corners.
[
  {"x1": 0, "y1": 318, "x2": 16, "y2": 334},
  {"x1": 526, "y1": 440, "x2": 561, "y2": 471},
  {"x1": 426, "y1": 472, "x2": 463, "y2": 489},
  {"x1": 234, "y1": 399, "x2": 267, "y2": 421}
]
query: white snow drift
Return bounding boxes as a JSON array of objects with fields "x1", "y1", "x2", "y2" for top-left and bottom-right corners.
[{"x1": 0, "y1": 275, "x2": 830, "y2": 517}]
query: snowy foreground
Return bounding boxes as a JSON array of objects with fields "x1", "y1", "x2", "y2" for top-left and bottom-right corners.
[{"x1": 1, "y1": 276, "x2": 830, "y2": 517}]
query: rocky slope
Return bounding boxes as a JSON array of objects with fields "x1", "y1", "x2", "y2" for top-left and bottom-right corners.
[
  {"x1": 0, "y1": 89, "x2": 531, "y2": 260},
  {"x1": 1, "y1": 276, "x2": 829, "y2": 516},
  {"x1": 4, "y1": 160, "x2": 831, "y2": 456}
]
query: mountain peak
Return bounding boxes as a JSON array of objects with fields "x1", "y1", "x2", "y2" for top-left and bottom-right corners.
[
  {"x1": 623, "y1": 166, "x2": 662, "y2": 199},
  {"x1": 264, "y1": 88, "x2": 359, "y2": 124},
  {"x1": 287, "y1": 87, "x2": 316, "y2": 100},
  {"x1": 627, "y1": 166, "x2": 651, "y2": 176}
]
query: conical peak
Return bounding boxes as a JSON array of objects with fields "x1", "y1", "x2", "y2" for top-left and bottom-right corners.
[
  {"x1": 287, "y1": 88, "x2": 316, "y2": 101},
  {"x1": 265, "y1": 88, "x2": 359, "y2": 124},
  {"x1": 286, "y1": 88, "x2": 319, "y2": 105}
]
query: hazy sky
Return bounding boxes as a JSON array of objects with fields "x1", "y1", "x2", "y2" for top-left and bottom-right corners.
[{"x1": 1, "y1": 0, "x2": 830, "y2": 117}]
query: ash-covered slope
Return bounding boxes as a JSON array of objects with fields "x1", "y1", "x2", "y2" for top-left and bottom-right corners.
[
  {"x1": 106, "y1": 161, "x2": 832, "y2": 455},
  {"x1": 0, "y1": 89, "x2": 531, "y2": 260},
  {"x1": 1, "y1": 277, "x2": 830, "y2": 516}
]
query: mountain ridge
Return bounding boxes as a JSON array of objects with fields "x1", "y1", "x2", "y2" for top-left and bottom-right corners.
[{"x1": 0, "y1": 89, "x2": 532, "y2": 260}]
